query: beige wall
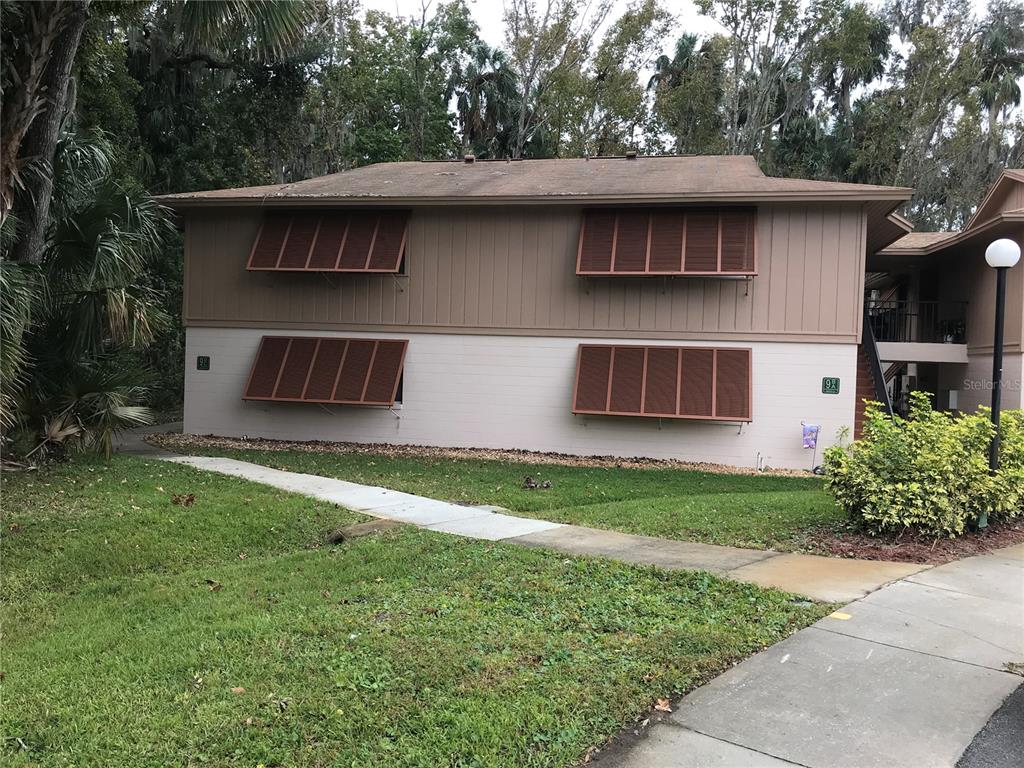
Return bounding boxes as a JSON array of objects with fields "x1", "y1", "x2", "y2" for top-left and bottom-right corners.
[
  {"x1": 974, "y1": 178, "x2": 1024, "y2": 225},
  {"x1": 184, "y1": 327, "x2": 858, "y2": 469},
  {"x1": 184, "y1": 203, "x2": 867, "y2": 343},
  {"x1": 956, "y1": 352, "x2": 1023, "y2": 412},
  {"x1": 937, "y1": 226, "x2": 1024, "y2": 355}
]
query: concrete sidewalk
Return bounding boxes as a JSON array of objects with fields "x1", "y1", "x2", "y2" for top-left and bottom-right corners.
[
  {"x1": 600, "y1": 543, "x2": 1024, "y2": 768},
  {"x1": 126, "y1": 431, "x2": 1022, "y2": 765},
  {"x1": 151, "y1": 450, "x2": 922, "y2": 602},
  {"x1": 167, "y1": 454, "x2": 563, "y2": 541}
]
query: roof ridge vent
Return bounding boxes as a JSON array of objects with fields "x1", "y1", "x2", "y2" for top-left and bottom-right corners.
[
  {"x1": 464, "y1": 153, "x2": 476, "y2": 164},
  {"x1": 625, "y1": 150, "x2": 638, "y2": 160}
]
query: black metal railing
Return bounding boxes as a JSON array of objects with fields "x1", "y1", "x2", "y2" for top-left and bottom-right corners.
[
  {"x1": 865, "y1": 300, "x2": 968, "y2": 344},
  {"x1": 862, "y1": 309, "x2": 894, "y2": 416}
]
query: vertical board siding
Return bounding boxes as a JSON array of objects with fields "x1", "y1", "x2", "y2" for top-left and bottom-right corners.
[{"x1": 186, "y1": 203, "x2": 865, "y2": 341}]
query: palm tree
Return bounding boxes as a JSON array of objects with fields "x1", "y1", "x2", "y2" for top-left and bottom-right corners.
[
  {"x1": 2, "y1": 132, "x2": 174, "y2": 458},
  {"x1": 4, "y1": 0, "x2": 313, "y2": 265},
  {"x1": 648, "y1": 34, "x2": 701, "y2": 92},
  {"x1": 977, "y1": 2, "x2": 1024, "y2": 165},
  {"x1": 648, "y1": 34, "x2": 726, "y2": 155},
  {"x1": 813, "y1": 4, "x2": 890, "y2": 127},
  {"x1": 455, "y1": 43, "x2": 519, "y2": 158}
]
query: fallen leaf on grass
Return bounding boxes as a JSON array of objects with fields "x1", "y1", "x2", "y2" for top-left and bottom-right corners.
[
  {"x1": 231, "y1": 687, "x2": 246, "y2": 695},
  {"x1": 653, "y1": 698, "x2": 672, "y2": 712},
  {"x1": 205, "y1": 579, "x2": 222, "y2": 592}
]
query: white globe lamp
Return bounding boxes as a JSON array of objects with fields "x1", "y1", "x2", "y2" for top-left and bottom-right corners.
[{"x1": 985, "y1": 238, "x2": 1021, "y2": 269}]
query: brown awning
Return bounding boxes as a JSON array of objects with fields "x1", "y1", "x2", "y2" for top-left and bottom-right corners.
[
  {"x1": 576, "y1": 208, "x2": 756, "y2": 276},
  {"x1": 572, "y1": 344, "x2": 751, "y2": 421},
  {"x1": 247, "y1": 211, "x2": 409, "y2": 272},
  {"x1": 243, "y1": 336, "x2": 407, "y2": 405}
]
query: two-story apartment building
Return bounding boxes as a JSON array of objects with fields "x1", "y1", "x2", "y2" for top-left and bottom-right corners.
[
  {"x1": 866, "y1": 169, "x2": 1024, "y2": 416},
  {"x1": 160, "y1": 154, "x2": 920, "y2": 470}
]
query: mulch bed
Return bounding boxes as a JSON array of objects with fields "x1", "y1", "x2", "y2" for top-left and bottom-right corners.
[
  {"x1": 795, "y1": 520, "x2": 1024, "y2": 565},
  {"x1": 145, "y1": 432, "x2": 814, "y2": 477}
]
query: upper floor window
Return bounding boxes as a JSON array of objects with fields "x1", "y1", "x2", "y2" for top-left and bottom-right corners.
[
  {"x1": 576, "y1": 207, "x2": 756, "y2": 276},
  {"x1": 247, "y1": 210, "x2": 409, "y2": 272}
]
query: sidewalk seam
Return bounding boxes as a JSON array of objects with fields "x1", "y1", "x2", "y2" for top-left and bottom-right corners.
[
  {"x1": 847, "y1": 598, "x2": 1021, "y2": 656},
  {"x1": 669, "y1": 723, "x2": 812, "y2": 768},
  {"x1": 904, "y1": 575, "x2": 1020, "y2": 604},
  {"x1": 809, "y1": 626, "x2": 1023, "y2": 674}
]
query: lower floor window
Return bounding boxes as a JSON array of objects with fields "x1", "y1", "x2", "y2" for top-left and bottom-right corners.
[
  {"x1": 243, "y1": 336, "x2": 407, "y2": 406},
  {"x1": 572, "y1": 344, "x2": 751, "y2": 421}
]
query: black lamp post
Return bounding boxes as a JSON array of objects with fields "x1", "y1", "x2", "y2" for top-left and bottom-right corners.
[{"x1": 984, "y1": 238, "x2": 1021, "y2": 474}]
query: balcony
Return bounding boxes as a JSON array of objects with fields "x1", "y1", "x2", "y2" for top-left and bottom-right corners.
[{"x1": 866, "y1": 299, "x2": 969, "y2": 364}]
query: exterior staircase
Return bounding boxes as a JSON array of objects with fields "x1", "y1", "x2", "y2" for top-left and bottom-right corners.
[
  {"x1": 856, "y1": 310, "x2": 895, "y2": 438},
  {"x1": 855, "y1": 344, "x2": 881, "y2": 438}
]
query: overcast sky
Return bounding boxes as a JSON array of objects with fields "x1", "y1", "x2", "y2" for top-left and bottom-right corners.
[
  {"x1": 359, "y1": 0, "x2": 996, "y2": 49},
  {"x1": 360, "y1": 0, "x2": 724, "y2": 48}
]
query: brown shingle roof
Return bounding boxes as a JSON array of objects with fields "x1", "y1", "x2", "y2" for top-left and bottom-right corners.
[
  {"x1": 881, "y1": 231, "x2": 958, "y2": 252},
  {"x1": 156, "y1": 155, "x2": 912, "y2": 206}
]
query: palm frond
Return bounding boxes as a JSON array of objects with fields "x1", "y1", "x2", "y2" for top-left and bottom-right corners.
[{"x1": 177, "y1": 0, "x2": 313, "y2": 60}]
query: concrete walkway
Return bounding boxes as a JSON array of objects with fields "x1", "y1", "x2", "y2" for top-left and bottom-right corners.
[
  {"x1": 126, "y1": 431, "x2": 1023, "y2": 766},
  {"x1": 599, "y1": 543, "x2": 1024, "y2": 768},
  {"x1": 152, "y1": 450, "x2": 922, "y2": 602},
  {"x1": 168, "y1": 454, "x2": 562, "y2": 540}
]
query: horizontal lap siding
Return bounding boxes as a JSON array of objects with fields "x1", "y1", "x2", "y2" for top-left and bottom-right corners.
[{"x1": 186, "y1": 204, "x2": 865, "y2": 342}]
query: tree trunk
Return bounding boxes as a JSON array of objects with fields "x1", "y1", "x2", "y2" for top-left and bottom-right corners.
[
  {"x1": 986, "y1": 100, "x2": 1000, "y2": 168},
  {"x1": 0, "y1": 2, "x2": 72, "y2": 215},
  {"x1": 10, "y1": 0, "x2": 90, "y2": 266}
]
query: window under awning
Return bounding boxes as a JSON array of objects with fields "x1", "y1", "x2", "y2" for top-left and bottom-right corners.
[
  {"x1": 243, "y1": 336, "x2": 407, "y2": 406},
  {"x1": 576, "y1": 207, "x2": 756, "y2": 276},
  {"x1": 246, "y1": 210, "x2": 409, "y2": 272},
  {"x1": 572, "y1": 344, "x2": 751, "y2": 421}
]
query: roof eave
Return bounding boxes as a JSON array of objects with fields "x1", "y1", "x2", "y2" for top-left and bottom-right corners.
[
  {"x1": 155, "y1": 189, "x2": 914, "y2": 209},
  {"x1": 877, "y1": 211, "x2": 1024, "y2": 256},
  {"x1": 963, "y1": 170, "x2": 1023, "y2": 231}
]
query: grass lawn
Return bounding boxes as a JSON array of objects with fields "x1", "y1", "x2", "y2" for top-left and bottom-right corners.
[
  {"x1": 1, "y1": 454, "x2": 828, "y2": 767},
  {"x1": 164, "y1": 443, "x2": 843, "y2": 550}
]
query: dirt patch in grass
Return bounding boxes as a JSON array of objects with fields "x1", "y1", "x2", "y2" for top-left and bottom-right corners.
[
  {"x1": 796, "y1": 520, "x2": 1024, "y2": 565},
  {"x1": 147, "y1": 431, "x2": 814, "y2": 477}
]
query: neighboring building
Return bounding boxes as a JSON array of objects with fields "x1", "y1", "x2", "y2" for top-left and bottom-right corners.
[
  {"x1": 867, "y1": 170, "x2": 1024, "y2": 416},
  {"x1": 160, "y1": 155, "x2": 922, "y2": 470}
]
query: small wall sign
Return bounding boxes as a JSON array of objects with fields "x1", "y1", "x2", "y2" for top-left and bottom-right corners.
[
  {"x1": 196, "y1": 355, "x2": 211, "y2": 371},
  {"x1": 821, "y1": 377, "x2": 840, "y2": 395}
]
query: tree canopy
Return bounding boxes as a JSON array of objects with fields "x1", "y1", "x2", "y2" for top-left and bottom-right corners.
[{"x1": 5, "y1": 0, "x2": 1021, "y2": 229}]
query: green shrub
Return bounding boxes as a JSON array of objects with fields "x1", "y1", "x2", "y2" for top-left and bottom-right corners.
[{"x1": 824, "y1": 391, "x2": 1024, "y2": 538}]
